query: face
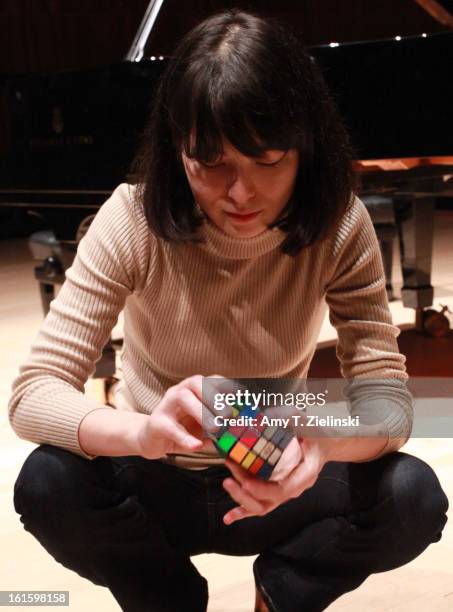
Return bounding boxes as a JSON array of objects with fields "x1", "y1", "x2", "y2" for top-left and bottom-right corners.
[{"x1": 181, "y1": 137, "x2": 299, "y2": 238}]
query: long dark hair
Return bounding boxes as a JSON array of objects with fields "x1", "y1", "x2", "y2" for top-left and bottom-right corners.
[{"x1": 130, "y1": 9, "x2": 357, "y2": 256}]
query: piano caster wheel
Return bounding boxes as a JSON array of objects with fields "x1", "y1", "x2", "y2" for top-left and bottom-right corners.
[{"x1": 421, "y1": 304, "x2": 451, "y2": 337}]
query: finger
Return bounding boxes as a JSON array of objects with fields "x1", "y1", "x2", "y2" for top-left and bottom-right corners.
[
  {"x1": 278, "y1": 455, "x2": 320, "y2": 499},
  {"x1": 268, "y1": 437, "x2": 302, "y2": 482},
  {"x1": 198, "y1": 437, "x2": 216, "y2": 453},
  {"x1": 202, "y1": 376, "x2": 256, "y2": 415},
  {"x1": 171, "y1": 386, "x2": 207, "y2": 425},
  {"x1": 223, "y1": 505, "x2": 256, "y2": 525},
  {"x1": 160, "y1": 416, "x2": 204, "y2": 452},
  {"x1": 179, "y1": 387, "x2": 225, "y2": 433},
  {"x1": 222, "y1": 477, "x2": 265, "y2": 515},
  {"x1": 201, "y1": 375, "x2": 238, "y2": 416},
  {"x1": 184, "y1": 374, "x2": 231, "y2": 404},
  {"x1": 226, "y1": 460, "x2": 282, "y2": 503},
  {"x1": 225, "y1": 459, "x2": 260, "y2": 488},
  {"x1": 175, "y1": 374, "x2": 204, "y2": 402}
]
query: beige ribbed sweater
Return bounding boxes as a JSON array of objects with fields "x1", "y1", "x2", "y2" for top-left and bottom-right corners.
[{"x1": 8, "y1": 183, "x2": 412, "y2": 467}]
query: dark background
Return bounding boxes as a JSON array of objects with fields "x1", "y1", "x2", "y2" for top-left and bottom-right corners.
[{"x1": 0, "y1": 0, "x2": 451, "y2": 74}]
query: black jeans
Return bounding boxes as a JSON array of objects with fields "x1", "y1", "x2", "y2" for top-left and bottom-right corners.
[{"x1": 13, "y1": 445, "x2": 448, "y2": 612}]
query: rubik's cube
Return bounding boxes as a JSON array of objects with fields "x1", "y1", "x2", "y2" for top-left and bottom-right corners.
[{"x1": 210, "y1": 403, "x2": 294, "y2": 480}]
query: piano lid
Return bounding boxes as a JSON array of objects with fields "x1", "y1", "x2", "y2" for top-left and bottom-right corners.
[
  {"x1": 127, "y1": 0, "x2": 453, "y2": 161},
  {"x1": 128, "y1": 0, "x2": 453, "y2": 60}
]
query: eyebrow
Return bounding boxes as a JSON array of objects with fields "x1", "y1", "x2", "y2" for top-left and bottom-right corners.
[{"x1": 216, "y1": 149, "x2": 288, "y2": 161}]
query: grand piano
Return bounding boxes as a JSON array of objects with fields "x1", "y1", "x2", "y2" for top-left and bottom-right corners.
[{"x1": 1, "y1": 0, "x2": 452, "y2": 337}]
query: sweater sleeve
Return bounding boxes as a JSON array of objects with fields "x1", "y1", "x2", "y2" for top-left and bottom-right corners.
[
  {"x1": 324, "y1": 196, "x2": 413, "y2": 460},
  {"x1": 8, "y1": 183, "x2": 151, "y2": 460}
]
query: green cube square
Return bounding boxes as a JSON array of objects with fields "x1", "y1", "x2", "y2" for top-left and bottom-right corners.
[{"x1": 217, "y1": 431, "x2": 237, "y2": 454}]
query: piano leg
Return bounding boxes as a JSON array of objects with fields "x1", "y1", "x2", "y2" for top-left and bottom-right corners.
[
  {"x1": 38, "y1": 281, "x2": 55, "y2": 316},
  {"x1": 376, "y1": 225, "x2": 396, "y2": 301},
  {"x1": 394, "y1": 197, "x2": 435, "y2": 330},
  {"x1": 34, "y1": 256, "x2": 64, "y2": 316}
]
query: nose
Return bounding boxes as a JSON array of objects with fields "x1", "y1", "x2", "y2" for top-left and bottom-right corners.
[{"x1": 226, "y1": 169, "x2": 256, "y2": 209}]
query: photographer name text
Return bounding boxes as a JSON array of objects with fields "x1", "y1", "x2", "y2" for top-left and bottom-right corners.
[{"x1": 213, "y1": 414, "x2": 360, "y2": 428}]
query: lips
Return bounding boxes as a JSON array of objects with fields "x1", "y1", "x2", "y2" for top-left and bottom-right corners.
[{"x1": 225, "y1": 210, "x2": 261, "y2": 222}]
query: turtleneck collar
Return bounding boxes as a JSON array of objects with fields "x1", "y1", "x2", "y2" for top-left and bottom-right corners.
[
  {"x1": 195, "y1": 207, "x2": 287, "y2": 260},
  {"x1": 200, "y1": 217, "x2": 286, "y2": 259}
]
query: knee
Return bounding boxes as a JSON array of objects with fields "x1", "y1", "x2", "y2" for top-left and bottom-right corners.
[
  {"x1": 383, "y1": 452, "x2": 449, "y2": 541},
  {"x1": 13, "y1": 444, "x2": 84, "y2": 522}
]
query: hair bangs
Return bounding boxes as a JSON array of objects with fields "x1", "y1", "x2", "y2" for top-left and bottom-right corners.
[
  {"x1": 179, "y1": 68, "x2": 299, "y2": 162},
  {"x1": 221, "y1": 106, "x2": 300, "y2": 157}
]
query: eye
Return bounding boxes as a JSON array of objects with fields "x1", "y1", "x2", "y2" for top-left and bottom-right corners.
[
  {"x1": 199, "y1": 161, "x2": 225, "y2": 169},
  {"x1": 256, "y1": 151, "x2": 288, "y2": 167},
  {"x1": 256, "y1": 159, "x2": 282, "y2": 167}
]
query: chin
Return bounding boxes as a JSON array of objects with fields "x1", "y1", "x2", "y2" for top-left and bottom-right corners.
[{"x1": 227, "y1": 224, "x2": 266, "y2": 238}]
